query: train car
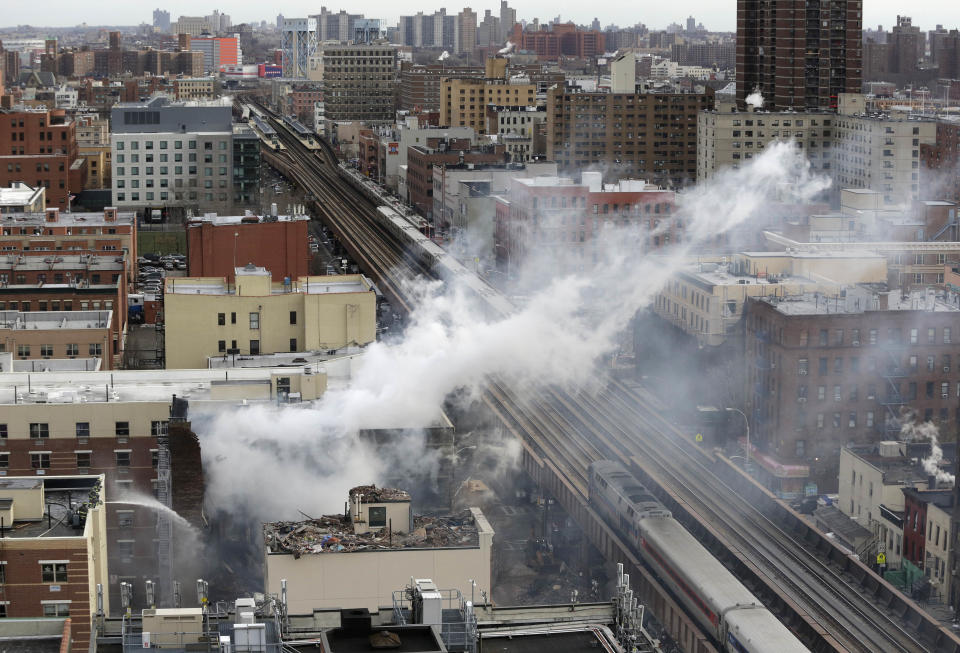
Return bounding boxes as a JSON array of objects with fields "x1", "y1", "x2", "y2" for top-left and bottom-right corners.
[{"x1": 588, "y1": 460, "x2": 808, "y2": 653}]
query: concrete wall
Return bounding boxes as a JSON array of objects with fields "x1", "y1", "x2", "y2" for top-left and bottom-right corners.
[{"x1": 266, "y1": 508, "x2": 493, "y2": 612}]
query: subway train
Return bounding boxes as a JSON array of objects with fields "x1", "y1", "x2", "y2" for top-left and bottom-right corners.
[{"x1": 588, "y1": 460, "x2": 809, "y2": 653}]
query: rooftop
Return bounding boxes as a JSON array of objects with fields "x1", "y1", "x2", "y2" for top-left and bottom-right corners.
[
  {"x1": 265, "y1": 509, "x2": 482, "y2": 556},
  {"x1": 0, "y1": 310, "x2": 111, "y2": 330},
  {"x1": 758, "y1": 286, "x2": 960, "y2": 315},
  {"x1": 0, "y1": 476, "x2": 102, "y2": 540},
  {"x1": 348, "y1": 484, "x2": 410, "y2": 503},
  {"x1": 902, "y1": 487, "x2": 954, "y2": 509},
  {"x1": 0, "y1": 253, "x2": 125, "y2": 271},
  {"x1": 0, "y1": 183, "x2": 44, "y2": 207},
  {"x1": 165, "y1": 273, "x2": 374, "y2": 296},
  {"x1": 0, "y1": 208, "x2": 134, "y2": 227},
  {"x1": 846, "y1": 441, "x2": 954, "y2": 486}
]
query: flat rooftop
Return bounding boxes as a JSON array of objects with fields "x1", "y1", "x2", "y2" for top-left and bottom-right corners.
[
  {"x1": 166, "y1": 274, "x2": 373, "y2": 296},
  {"x1": 187, "y1": 212, "x2": 310, "y2": 226},
  {"x1": 0, "y1": 365, "x2": 323, "y2": 407},
  {"x1": 759, "y1": 286, "x2": 960, "y2": 315},
  {"x1": 265, "y1": 509, "x2": 481, "y2": 555},
  {"x1": 0, "y1": 209, "x2": 134, "y2": 227},
  {"x1": 0, "y1": 310, "x2": 111, "y2": 330},
  {"x1": 1, "y1": 476, "x2": 102, "y2": 539},
  {"x1": 0, "y1": 183, "x2": 43, "y2": 207},
  {"x1": 0, "y1": 254, "x2": 125, "y2": 271},
  {"x1": 480, "y1": 627, "x2": 622, "y2": 652},
  {"x1": 680, "y1": 263, "x2": 812, "y2": 287},
  {"x1": 846, "y1": 442, "x2": 954, "y2": 485}
]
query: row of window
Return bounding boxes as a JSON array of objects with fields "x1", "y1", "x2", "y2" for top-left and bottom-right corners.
[
  {"x1": 801, "y1": 326, "x2": 953, "y2": 347},
  {"x1": 796, "y1": 353, "x2": 960, "y2": 376},
  {"x1": 116, "y1": 139, "x2": 225, "y2": 151},
  {"x1": 216, "y1": 311, "x2": 275, "y2": 327},
  {"x1": 798, "y1": 380, "x2": 960, "y2": 402},
  {"x1": 11, "y1": 343, "x2": 102, "y2": 358},
  {"x1": 116, "y1": 192, "x2": 228, "y2": 203},
  {"x1": 0, "y1": 420, "x2": 166, "y2": 439},
  {"x1": 0, "y1": 300, "x2": 113, "y2": 311},
  {"x1": 12, "y1": 449, "x2": 155, "y2": 469},
  {"x1": 116, "y1": 153, "x2": 227, "y2": 164}
]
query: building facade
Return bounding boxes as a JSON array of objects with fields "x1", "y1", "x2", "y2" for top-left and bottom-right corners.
[
  {"x1": 163, "y1": 267, "x2": 377, "y2": 368},
  {"x1": 736, "y1": 0, "x2": 862, "y2": 110},
  {"x1": 547, "y1": 87, "x2": 713, "y2": 188},
  {"x1": 316, "y1": 44, "x2": 397, "y2": 124}
]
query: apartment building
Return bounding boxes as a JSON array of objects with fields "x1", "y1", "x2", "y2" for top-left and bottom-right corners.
[
  {"x1": 0, "y1": 475, "x2": 108, "y2": 649},
  {"x1": 75, "y1": 114, "x2": 111, "y2": 190},
  {"x1": 0, "y1": 108, "x2": 87, "y2": 210},
  {"x1": 163, "y1": 266, "x2": 377, "y2": 369},
  {"x1": 546, "y1": 87, "x2": 713, "y2": 188},
  {"x1": 172, "y1": 77, "x2": 217, "y2": 101},
  {"x1": 744, "y1": 285, "x2": 960, "y2": 494},
  {"x1": 406, "y1": 139, "x2": 506, "y2": 221},
  {"x1": 920, "y1": 119, "x2": 960, "y2": 204},
  {"x1": 494, "y1": 173, "x2": 676, "y2": 275},
  {"x1": 110, "y1": 96, "x2": 243, "y2": 215},
  {"x1": 440, "y1": 71, "x2": 536, "y2": 137},
  {"x1": 833, "y1": 96, "x2": 936, "y2": 204},
  {"x1": 697, "y1": 105, "x2": 835, "y2": 181},
  {"x1": 399, "y1": 63, "x2": 483, "y2": 113},
  {"x1": 315, "y1": 44, "x2": 397, "y2": 124}
]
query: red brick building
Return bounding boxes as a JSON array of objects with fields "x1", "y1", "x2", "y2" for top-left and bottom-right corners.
[
  {"x1": 509, "y1": 23, "x2": 605, "y2": 60},
  {"x1": 186, "y1": 213, "x2": 310, "y2": 283},
  {"x1": 494, "y1": 174, "x2": 677, "y2": 273},
  {"x1": 0, "y1": 109, "x2": 87, "y2": 210},
  {"x1": 921, "y1": 120, "x2": 960, "y2": 204},
  {"x1": 407, "y1": 139, "x2": 506, "y2": 219},
  {"x1": 744, "y1": 287, "x2": 960, "y2": 494},
  {"x1": 902, "y1": 487, "x2": 953, "y2": 567}
]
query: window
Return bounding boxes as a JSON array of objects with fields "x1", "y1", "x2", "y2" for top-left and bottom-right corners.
[
  {"x1": 66, "y1": 343, "x2": 78, "y2": 356},
  {"x1": 818, "y1": 357, "x2": 828, "y2": 375},
  {"x1": 798, "y1": 358, "x2": 808, "y2": 375},
  {"x1": 42, "y1": 602, "x2": 70, "y2": 617},
  {"x1": 833, "y1": 385, "x2": 841, "y2": 402},
  {"x1": 29, "y1": 423, "x2": 49, "y2": 439},
  {"x1": 817, "y1": 385, "x2": 826, "y2": 401},
  {"x1": 945, "y1": 328, "x2": 952, "y2": 344},
  {"x1": 0, "y1": 424, "x2": 5, "y2": 439},
  {"x1": 218, "y1": 340, "x2": 226, "y2": 352},
  {"x1": 290, "y1": 338, "x2": 297, "y2": 352},
  {"x1": 250, "y1": 340, "x2": 260, "y2": 355},
  {"x1": 117, "y1": 511, "x2": 134, "y2": 527},
  {"x1": 817, "y1": 414, "x2": 824, "y2": 429},
  {"x1": 869, "y1": 329, "x2": 878, "y2": 345},
  {"x1": 17, "y1": 344, "x2": 30, "y2": 357},
  {"x1": 289, "y1": 311, "x2": 297, "y2": 325},
  {"x1": 89, "y1": 343, "x2": 102, "y2": 356},
  {"x1": 819, "y1": 329, "x2": 828, "y2": 346},
  {"x1": 76, "y1": 451, "x2": 90, "y2": 468},
  {"x1": 231, "y1": 312, "x2": 236, "y2": 324},
  {"x1": 867, "y1": 411, "x2": 874, "y2": 427},
  {"x1": 795, "y1": 440, "x2": 805, "y2": 457},
  {"x1": 31, "y1": 452, "x2": 50, "y2": 469},
  {"x1": 116, "y1": 540, "x2": 134, "y2": 558},
  {"x1": 115, "y1": 451, "x2": 131, "y2": 467},
  {"x1": 849, "y1": 412, "x2": 857, "y2": 428},
  {"x1": 249, "y1": 312, "x2": 259, "y2": 329},
  {"x1": 368, "y1": 506, "x2": 387, "y2": 527},
  {"x1": 115, "y1": 421, "x2": 130, "y2": 437},
  {"x1": 76, "y1": 422, "x2": 90, "y2": 438},
  {"x1": 928, "y1": 328, "x2": 936, "y2": 344},
  {"x1": 151, "y1": 421, "x2": 168, "y2": 436},
  {"x1": 218, "y1": 313, "x2": 225, "y2": 325}
]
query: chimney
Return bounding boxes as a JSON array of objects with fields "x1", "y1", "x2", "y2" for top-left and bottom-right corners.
[
  {"x1": 103, "y1": 207, "x2": 117, "y2": 223},
  {"x1": 45, "y1": 208, "x2": 59, "y2": 223}
]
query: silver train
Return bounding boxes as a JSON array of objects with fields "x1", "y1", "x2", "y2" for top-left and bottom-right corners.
[{"x1": 588, "y1": 460, "x2": 809, "y2": 653}]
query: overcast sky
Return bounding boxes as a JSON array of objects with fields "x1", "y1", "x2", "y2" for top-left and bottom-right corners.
[{"x1": 1, "y1": 1, "x2": 956, "y2": 34}]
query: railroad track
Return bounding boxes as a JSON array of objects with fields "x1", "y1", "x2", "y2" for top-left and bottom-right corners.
[{"x1": 250, "y1": 102, "x2": 954, "y2": 653}]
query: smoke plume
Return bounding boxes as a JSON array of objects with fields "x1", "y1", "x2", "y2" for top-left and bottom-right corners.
[
  {"x1": 196, "y1": 142, "x2": 829, "y2": 523},
  {"x1": 901, "y1": 416, "x2": 956, "y2": 486},
  {"x1": 745, "y1": 91, "x2": 764, "y2": 109}
]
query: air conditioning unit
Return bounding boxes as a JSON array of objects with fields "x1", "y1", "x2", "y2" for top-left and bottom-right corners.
[
  {"x1": 852, "y1": 340, "x2": 860, "y2": 346},
  {"x1": 798, "y1": 397, "x2": 807, "y2": 403},
  {"x1": 945, "y1": 367, "x2": 950, "y2": 373},
  {"x1": 799, "y1": 370, "x2": 808, "y2": 375}
]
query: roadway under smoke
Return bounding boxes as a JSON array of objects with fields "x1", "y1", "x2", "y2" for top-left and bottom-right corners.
[{"x1": 193, "y1": 141, "x2": 831, "y2": 523}]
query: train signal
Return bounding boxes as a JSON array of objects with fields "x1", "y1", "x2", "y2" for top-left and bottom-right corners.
[
  {"x1": 876, "y1": 552, "x2": 886, "y2": 566},
  {"x1": 695, "y1": 433, "x2": 703, "y2": 443}
]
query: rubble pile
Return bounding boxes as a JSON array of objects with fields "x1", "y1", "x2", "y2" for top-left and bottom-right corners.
[
  {"x1": 348, "y1": 484, "x2": 411, "y2": 502},
  {"x1": 264, "y1": 509, "x2": 479, "y2": 557}
]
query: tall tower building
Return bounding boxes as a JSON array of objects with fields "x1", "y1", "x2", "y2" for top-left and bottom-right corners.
[{"x1": 736, "y1": 0, "x2": 862, "y2": 110}]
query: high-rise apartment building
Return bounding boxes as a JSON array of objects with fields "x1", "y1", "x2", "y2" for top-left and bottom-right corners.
[
  {"x1": 317, "y1": 44, "x2": 397, "y2": 124},
  {"x1": 440, "y1": 59, "x2": 536, "y2": 136},
  {"x1": 736, "y1": 0, "x2": 862, "y2": 110},
  {"x1": 153, "y1": 9, "x2": 171, "y2": 32},
  {"x1": 456, "y1": 8, "x2": 478, "y2": 55},
  {"x1": 547, "y1": 86, "x2": 713, "y2": 188},
  {"x1": 189, "y1": 34, "x2": 241, "y2": 72}
]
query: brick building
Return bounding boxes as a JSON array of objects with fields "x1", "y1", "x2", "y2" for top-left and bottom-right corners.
[
  {"x1": 902, "y1": 487, "x2": 953, "y2": 571},
  {"x1": 744, "y1": 285, "x2": 960, "y2": 494},
  {"x1": 0, "y1": 208, "x2": 137, "y2": 281},
  {"x1": 546, "y1": 87, "x2": 713, "y2": 187},
  {"x1": 0, "y1": 475, "x2": 108, "y2": 650},
  {"x1": 736, "y1": 0, "x2": 862, "y2": 110},
  {"x1": 399, "y1": 63, "x2": 483, "y2": 113},
  {"x1": 186, "y1": 212, "x2": 310, "y2": 283},
  {"x1": 494, "y1": 173, "x2": 676, "y2": 274},
  {"x1": 508, "y1": 22, "x2": 605, "y2": 60},
  {"x1": 406, "y1": 139, "x2": 506, "y2": 221},
  {"x1": 921, "y1": 120, "x2": 960, "y2": 204},
  {"x1": 0, "y1": 108, "x2": 87, "y2": 210}
]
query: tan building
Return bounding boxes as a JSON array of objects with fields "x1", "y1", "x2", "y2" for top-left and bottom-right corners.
[
  {"x1": 75, "y1": 115, "x2": 112, "y2": 190},
  {"x1": 265, "y1": 487, "x2": 493, "y2": 612},
  {"x1": 0, "y1": 475, "x2": 109, "y2": 650},
  {"x1": 653, "y1": 250, "x2": 887, "y2": 347},
  {"x1": 163, "y1": 266, "x2": 378, "y2": 369},
  {"x1": 0, "y1": 310, "x2": 116, "y2": 368},
  {"x1": 173, "y1": 77, "x2": 217, "y2": 101},
  {"x1": 314, "y1": 44, "x2": 397, "y2": 124},
  {"x1": 697, "y1": 104, "x2": 834, "y2": 182},
  {"x1": 834, "y1": 94, "x2": 936, "y2": 205},
  {"x1": 441, "y1": 59, "x2": 537, "y2": 136}
]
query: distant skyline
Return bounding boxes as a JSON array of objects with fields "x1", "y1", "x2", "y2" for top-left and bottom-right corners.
[{"x1": 0, "y1": 1, "x2": 957, "y2": 34}]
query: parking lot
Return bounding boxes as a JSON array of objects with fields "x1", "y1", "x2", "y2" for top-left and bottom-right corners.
[{"x1": 136, "y1": 252, "x2": 187, "y2": 294}]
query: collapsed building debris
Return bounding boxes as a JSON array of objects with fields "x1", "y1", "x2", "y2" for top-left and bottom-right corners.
[{"x1": 264, "y1": 509, "x2": 480, "y2": 557}]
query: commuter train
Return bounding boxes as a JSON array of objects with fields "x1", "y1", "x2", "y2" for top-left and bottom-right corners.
[
  {"x1": 588, "y1": 460, "x2": 809, "y2": 653},
  {"x1": 374, "y1": 205, "x2": 515, "y2": 318}
]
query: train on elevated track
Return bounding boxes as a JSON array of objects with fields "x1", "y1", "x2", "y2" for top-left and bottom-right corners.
[{"x1": 589, "y1": 460, "x2": 809, "y2": 653}]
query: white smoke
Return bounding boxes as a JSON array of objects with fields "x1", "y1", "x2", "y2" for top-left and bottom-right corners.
[
  {"x1": 498, "y1": 41, "x2": 515, "y2": 55},
  {"x1": 901, "y1": 416, "x2": 955, "y2": 486},
  {"x1": 438, "y1": 50, "x2": 450, "y2": 61},
  {"x1": 745, "y1": 91, "x2": 764, "y2": 109},
  {"x1": 197, "y1": 142, "x2": 830, "y2": 523}
]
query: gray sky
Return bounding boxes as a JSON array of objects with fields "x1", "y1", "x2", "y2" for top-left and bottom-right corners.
[{"x1": 1, "y1": 1, "x2": 956, "y2": 34}]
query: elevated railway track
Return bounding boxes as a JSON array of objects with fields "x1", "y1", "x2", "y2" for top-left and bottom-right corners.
[{"x1": 244, "y1": 99, "x2": 960, "y2": 653}]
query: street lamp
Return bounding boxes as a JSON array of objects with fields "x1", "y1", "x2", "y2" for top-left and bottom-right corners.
[{"x1": 725, "y1": 407, "x2": 750, "y2": 472}]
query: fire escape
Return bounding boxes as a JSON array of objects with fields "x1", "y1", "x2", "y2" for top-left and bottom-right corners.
[
  {"x1": 155, "y1": 418, "x2": 172, "y2": 606},
  {"x1": 879, "y1": 337, "x2": 908, "y2": 438}
]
